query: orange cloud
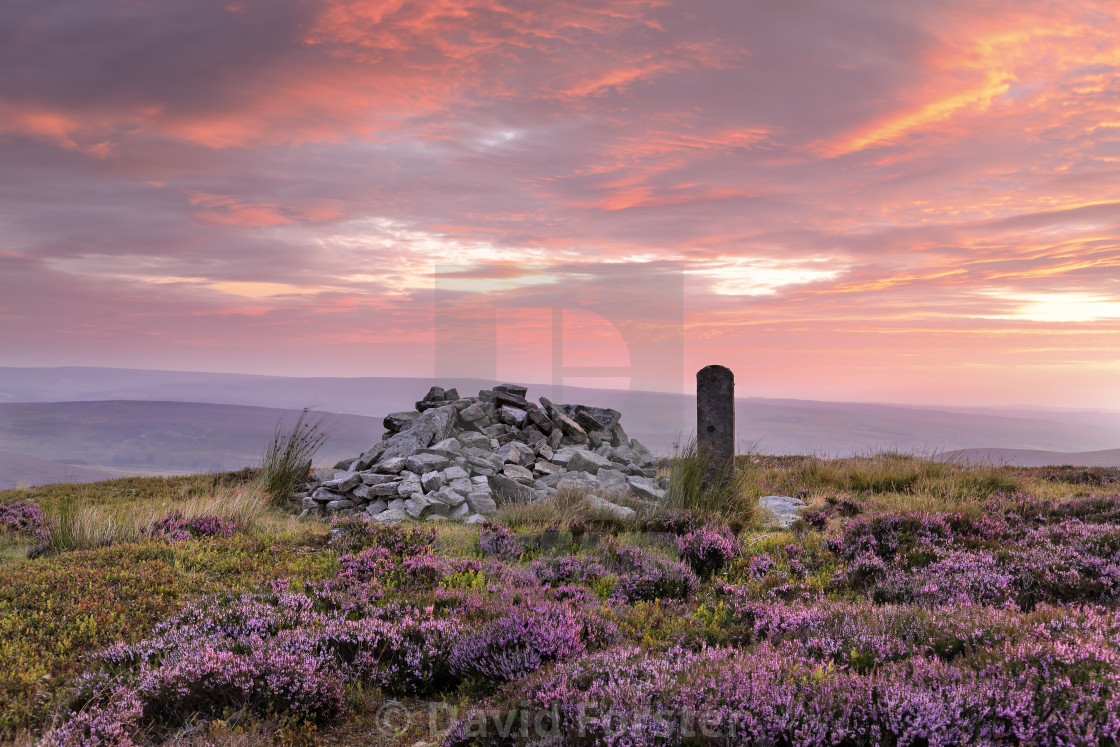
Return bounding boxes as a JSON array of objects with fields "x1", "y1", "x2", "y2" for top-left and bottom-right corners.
[{"x1": 186, "y1": 192, "x2": 344, "y2": 226}]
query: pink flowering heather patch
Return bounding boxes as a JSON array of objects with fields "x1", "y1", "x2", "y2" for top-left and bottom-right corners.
[
  {"x1": 604, "y1": 541, "x2": 699, "y2": 603},
  {"x1": 145, "y1": 512, "x2": 235, "y2": 542},
  {"x1": 0, "y1": 500, "x2": 49, "y2": 554},
  {"x1": 676, "y1": 526, "x2": 738, "y2": 578},
  {"x1": 478, "y1": 524, "x2": 522, "y2": 560}
]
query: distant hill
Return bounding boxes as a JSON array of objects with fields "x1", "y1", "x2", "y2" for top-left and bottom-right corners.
[
  {"x1": 0, "y1": 401, "x2": 383, "y2": 474},
  {"x1": 936, "y1": 448, "x2": 1120, "y2": 468},
  {"x1": 0, "y1": 449, "x2": 159, "y2": 491},
  {"x1": 1, "y1": 367, "x2": 1119, "y2": 458}
]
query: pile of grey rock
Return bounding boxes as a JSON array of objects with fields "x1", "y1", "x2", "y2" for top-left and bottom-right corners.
[{"x1": 292, "y1": 384, "x2": 667, "y2": 524}]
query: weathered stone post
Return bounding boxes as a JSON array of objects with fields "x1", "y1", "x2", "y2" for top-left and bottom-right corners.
[{"x1": 697, "y1": 365, "x2": 735, "y2": 484}]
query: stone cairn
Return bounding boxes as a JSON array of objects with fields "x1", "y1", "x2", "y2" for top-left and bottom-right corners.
[{"x1": 293, "y1": 383, "x2": 667, "y2": 524}]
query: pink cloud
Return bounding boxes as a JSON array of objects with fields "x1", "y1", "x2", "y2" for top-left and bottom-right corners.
[{"x1": 1, "y1": 0, "x2": 1119, "y2": 406}]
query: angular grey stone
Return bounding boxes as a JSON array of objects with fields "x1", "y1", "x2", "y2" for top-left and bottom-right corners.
[
  {"x1": 551, "y1": 450, "x2": 574, "y2": 468},
  {"x1": 466, "y1": 463, "x2": 496, "y2": 477},
  {"x1": 449, "y1": 502, "x2": 471, "y2": 520},
  {"x1": 456, "y1": 431, "x2": 490, "y2": 449},
  {"x1": 426, "y1": 514, "x2": 448, "y2": 522},
  {"x1": 573, "y1": 406, "x2": 621, "y2": 433},
  {"x1": 406, "y1": 494, "x2": 450, "y2": 519},
  {"x1": 311, "y1": 487, "x2": 340, "y2": 502},
  {"x1": 489, "y1": 473, "x2": 533, "y2": 503},
  {"x1": 379, "y1": 435, "x2": 423, "y2": 462},
  {"x1": 527, "y1": 408, "x2": 554, "y2": 435},
  {"x1": 611, "y1": 424, "x2": 628, "y2": 447},
  {"x1": 430, "y1": 437, "x2": 462, "y2": 452},
  {"x1": 366, "y1": 499, "x2": 389, "y2": 515},
  {"x1": 311, "y1": 468, "x2": 340, "y2": 483},
  {"x1": 388, "y1": 497, "x2": 407, "y2": 511},
  {"x1": 333, "y1": 458, "x2": 357, "y2": 471},
  {"x1": 607, "y1": 445, "x2": 640, "y2": 466},
  {"x1": 461, "y1": 446, "x2": 500, "y2": 463},
  {"x1": 548, "y1": 428, "x2": 564, "y2": 449},
  {"x1": 498, "y1": 441, "x2": 534, "y2": 466},
  {"x1": 354, "y1": 441, "x2": 389, "y2": 470},
  {"x1": 448, "y1": 477, "x2": 473, "y2": 495},
  {"x1": 421, "y1": 471, "x2": 444, "y2": 492},
  {"x1": 598, "y1": 467, "x2": 628, "y2": 486},
  {"x1": 537, "y1": 472, "x2": 561, "y2": 488},
  {"x1": 538, "y1": 444, "x2": 554, "y2": 461},
  {"x1": 442, "y1": 465, "x2": 469, "y2": 481},
  {"x1": 367, "y1": 481, "x2": 403, "y2": 497},
  {"x1": 405, "y1": 452, "x2": 451, "y2": 474},
  {"x1": 361, "y1": 472, "x2": 400, "y2": 486},
  {"x1": 399, "y1": 405, "x2": 457, "y2": 447},
  {"x1": 627, "y1": 475, "x2": 666, "y2": 501},
  {"x1": 351, "y1": 484, "x2": 372, "y2": 500},
  {"x1": 532, "y1": 460, "x2": 561, "y2": 476},
  {"x1": 421, "y1": 385, "x2": 446, "y2": 402},
  {"x1": 397, "y1": 477, "x2": 422, "y2": 496},
  {"x1": 372, "y1": 508, "x2": 410, "y2": 524},
  {"x1": 585, "y1": 494, "x2": 636, "y2": 520},
  {"x1": 374, "y1": 457, "x2": 408, "y2": 474},
  {"x1": 326, "y1": 499, "x2": 357, "y2": 512},
  {"x1": 482, "y1": 423, "x2": 508, "y2": 438},
  {"x1": 759, "y1": 495, "x2": 807, "y2": 529},
  {"x1": 383, "y1": 411, "x2": 419, "y2": 432},
  {"x1": 630, "y1": 438, "x2": 655, "y2": 465},
  {"x1": 499, "y1": 405, "x2": 528, "y2": 427},
  {"x1": 556, "y1": 473, "x2": 603, "y2": 495},
  {"x1": 471, "y1": 475, "x2": 489, "y2": 486},
  {"x1": 494, "y1": 391, "x2": 530, "y2": 409},
  {"x1": 323, "y1": 471, "x2": 361, "y2": 492},
  {"x1": 459, "y1": 402, "x2": 486, "y2": 422},
  {"x1": 540, "y1": 397, "x2": 587, "y2": 443},
  {"x1": 300, "y1": 496, "x2": 319, "y2": 511},
  {"x1": 467, "y1": 492, "x2": 498, "y2": 515},
  {"x1": 464, "y1": 513, "x2": 488, "y2": 525},
  {"x1": 433, "y1": 486, "x2": 467, "y2": 507},
  {"x1": 568, "y1": 449, "x2": 613, "y2": 475},
  {"x1": 494, "y1": 383, "x2": 529, "y2": 398},
  {"x1": 502, "y1": 463, "x2": 534, "y2": 483}
]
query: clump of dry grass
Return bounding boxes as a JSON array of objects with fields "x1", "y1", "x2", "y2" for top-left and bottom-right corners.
[
  {"x1": 661, "y1": 439, "x2": 758, "y2": 526},
  {"x1": 493, "y1": 488, "x2": 655, "y2": 529},
  {"x1": 748, "y1": 451, "x2": 1024, "y2": 512},
  {"x1": 42, "y1": 487, "x2": 274, "y2": 553}
]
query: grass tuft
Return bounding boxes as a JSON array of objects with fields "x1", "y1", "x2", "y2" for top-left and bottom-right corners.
[
  {"x1": 258, "y1": 409, "x2": 329, "y2": 507},
  {"x1": 661, "y1": 439, "x2": 757, "y2": 525}
]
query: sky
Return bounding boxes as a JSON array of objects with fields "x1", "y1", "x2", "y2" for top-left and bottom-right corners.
[{"x1": 1, "y1": 0, "x2": 1119, "y2": 408}]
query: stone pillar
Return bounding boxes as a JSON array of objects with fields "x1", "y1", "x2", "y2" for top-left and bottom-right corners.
[{"x1": 697, "y1": 365, "x2": 735, "y2": 483}]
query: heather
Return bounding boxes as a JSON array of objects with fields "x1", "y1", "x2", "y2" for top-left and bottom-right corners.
[{"x1": 3, "y1": 455, "x2": 1120, "y2": 745}]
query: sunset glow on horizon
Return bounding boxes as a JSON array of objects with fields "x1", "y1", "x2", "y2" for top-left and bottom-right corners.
[{"x1": 2, "y1": 0, "x2": 1119, "y2": 408}]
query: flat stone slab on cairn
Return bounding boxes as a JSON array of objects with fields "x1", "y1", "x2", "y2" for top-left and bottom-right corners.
[{"x1": 293, "y1": 383, "x2": 669, "y2": 522}]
